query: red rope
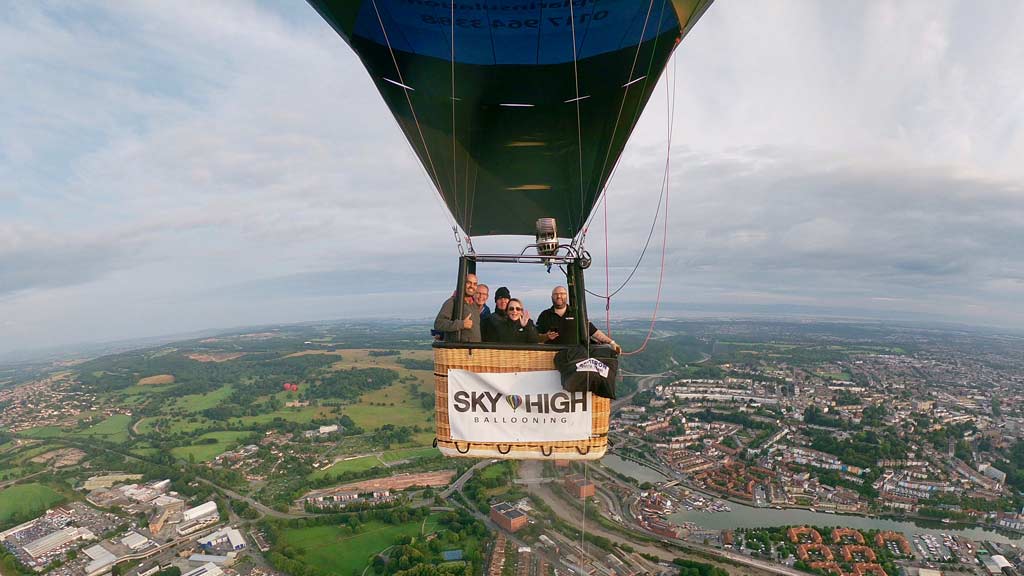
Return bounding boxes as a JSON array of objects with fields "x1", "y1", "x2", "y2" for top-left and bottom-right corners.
[{"x1": 621, "y1": 55, "x2": 676, "y2": 357}]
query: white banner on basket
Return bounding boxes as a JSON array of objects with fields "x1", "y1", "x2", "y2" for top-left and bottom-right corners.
[{"x1": 447, "y1": 369, "x2": 592, "y2": 443}]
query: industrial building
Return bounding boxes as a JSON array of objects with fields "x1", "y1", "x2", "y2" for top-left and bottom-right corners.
[
  {"x1": 83, "y1": 544, "x2": 118, "y2": 576},
  {"x1": 182, "y1": 562, "x2": 224, "y2": 576},
  {"x1": 183, "y1": 501, "x2": 218, "y2": 523},
  {"x1": 564, "y1": 474, "x2": 596, "y2": 498},
  {"x1": 490, "y1": 502, "x2": 527, "y2": 533},
  {"x1": 188, "y1": 553, "x2": 235, "y2": 566},
  {"x1": 198, "y1": 527, "x2": 246, "y2": 551},
  {"x1": 121, "y1": 531, "x2": 151, "y2": 551},
  {"x1": 23, "y1": 526, "x2": 95, "y2": 559}
]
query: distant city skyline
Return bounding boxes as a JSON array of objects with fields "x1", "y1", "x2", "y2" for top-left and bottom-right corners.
[{"x1": 2, "y1": 1, "x2": 1023, "y2": 357}]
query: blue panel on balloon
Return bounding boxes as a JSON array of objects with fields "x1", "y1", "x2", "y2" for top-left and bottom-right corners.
[{"x1": 352, "y1": 0, "x2": 681, "y2": 65}]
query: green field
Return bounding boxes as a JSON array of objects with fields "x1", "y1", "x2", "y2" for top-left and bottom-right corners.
[
  {"x1": 112, "y1": 382, "x2": 179, "y2": 397},
  {"x1": 134, "y1": 417, "x2": 157, "y2": 434},
  {"x1": 170, "y1": 431, "x2": 252, "y2": 462},
  {"x1": 279, "y1": 516, "x2": 439, "y2": 575},
  {"x1": 478, "y1": 462, "x2": 515, "y2": 482},
  {"x1": 821, "y1": 372, "x2": 853, "y2": 380},
  {"x1": 162, "y1": 417, "x2": 214, "y2": 434},
  {"x1": 0, "y1": 483, "x2": 64, "y2": 525},
  {"x1": 380, "y1": 447, "x2": 440, "y2": 463},
  {"x1": 225, "y1": 406, "x2": 333, "y2": 429},
  {"x1": 343, "y1": 380, "x2": 434, "y2": 437},
  {"x1": 73, "y1": 414, "x2": 132, "y2": 443},
  {"x1": 172, "y1": 385, "x2": 235, "y2": 413},
  {"x1": 0, "y1": 467, "x2": 31, "y2": 482},
  {"x1": 309, "y1": 455, "x2": 384, "y2": 479},
  {"x1": 10, "y1": 445, "x2": 60, "y2": 464},
  {"x1": 20, "y1": 426, "x2": 64, "y2": 439}
]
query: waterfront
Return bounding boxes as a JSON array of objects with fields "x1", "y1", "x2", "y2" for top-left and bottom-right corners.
[
  {"x1": 668, "y1": 497, "x2": 1020, "y2": 544},
  {"x1": 600, "y1": 453, "x2": 667, "y2": 484},
  {"x1": 599, "y1": 451, "x2": 1021, "y2": 545}
]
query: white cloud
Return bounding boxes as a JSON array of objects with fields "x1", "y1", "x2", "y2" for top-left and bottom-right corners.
[{"x1": 1, "y1": 0, "x2": 1023, "y2": 356}]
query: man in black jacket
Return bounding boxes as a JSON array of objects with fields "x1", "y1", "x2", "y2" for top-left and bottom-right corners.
[
  {"x1": 481, "y1": 286, "x2": 511, "y2": 342},
  {"x1": 537, "y1": 286, "x2": 620, "y2": 353}
]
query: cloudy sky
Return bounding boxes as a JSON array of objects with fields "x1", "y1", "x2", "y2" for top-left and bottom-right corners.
[{"x1": 2, "y1": 1, "x2": 1023, "y2": 358}]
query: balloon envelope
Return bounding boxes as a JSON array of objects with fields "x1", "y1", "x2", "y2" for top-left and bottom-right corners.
[{"x1": 308, "y1": 0, "x2": 711, "y2": 237}]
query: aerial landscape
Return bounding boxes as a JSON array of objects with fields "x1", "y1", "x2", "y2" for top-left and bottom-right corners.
[
  {"x1": 2, "y1": 318, "x2": 1024, "y2": 576},
  {"x1": 3, "y1": 1, "x2": 1023, "y2": 576}
]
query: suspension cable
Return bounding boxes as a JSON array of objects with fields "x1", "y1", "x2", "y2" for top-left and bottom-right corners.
[
  {"x1": 566, "y1": 3, "x2": 591, "y2": 570},
  {"x1": 581, "y1": 0, "x2": 669, "y2": 238},
  {"x1": 585, "y1": 0, "x2": 668, "y2": 336},
  {"x1": 369, "y1": 0, "x2": 461, "y2": 250},
  {"x1": 569, "y1": 0, "x2": 585, "y2": 250},
  {"x1": 621, "y1": 51, "x2": 677, "y2": 357},
  {"x1": 450, "y1": 0, "x2": 459, "y2": 229},
  {"x1": 572, "y1": 0, "x2": 657, "y2": 253},
  {"x1": 586, "y1": 0, "x2": 673, "y2": 303}
]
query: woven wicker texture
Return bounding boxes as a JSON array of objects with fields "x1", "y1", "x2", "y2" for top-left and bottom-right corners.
[{"x1": 434, "y1": 347, "x2": 610, "y2": 460}]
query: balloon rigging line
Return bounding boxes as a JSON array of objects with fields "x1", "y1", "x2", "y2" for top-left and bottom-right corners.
[
  {"x1": 567, "y1": 3, "x2": 590, "y2": 567},
  {"x1": 599, "y1": 2, "x2": 669, "y2": 336},
  {"x1": 580, "y1": 0, "x2": 669, "y2": 238},
  {"x1": 585, "y1": 44, "x2": 673, "y2": 301},
  {"x1": 450, "y1": 0, "x2": 460, "y2": 233},
  {"x1": 369, "y1": 0, "x2": 458, "y2": 245},
  {"x1": 576, "y1": 0, "x2": 656, "y2": 253},
  {"x1": 569, "y1": 0, "x2": 585, "y2": 243},
  {"x1": 620, "y1": 50, "x2": 676, "y2": 357}
]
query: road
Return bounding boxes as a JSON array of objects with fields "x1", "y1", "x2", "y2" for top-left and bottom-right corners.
[
  {"x1": 519, "y1": 461, "x2": 680, "y2": 561},
  {"x1": 441, "y1": 459, "x2": 492, "y2": 498},
  {"x1": 613, "y1": 369, "x2": 674, "y2": 410},
  {"x1": 533, "y1": 460, "x2": 811, "y2": 576},
  {"x1": 195, "y1": 477, "x2": 312, "y2": 519},
  {"x1": 0, "y1": 469, "x2": 47, "y2": 490}
]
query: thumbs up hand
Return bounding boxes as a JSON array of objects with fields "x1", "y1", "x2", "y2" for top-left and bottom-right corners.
[{"x1": 462, "y1": 314, "x2": 473, "y2": 329}]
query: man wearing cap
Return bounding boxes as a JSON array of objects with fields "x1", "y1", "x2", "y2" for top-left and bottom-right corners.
[
  {"x1": 537, "y1": 285, "x2": 620, "y2": 353},
  {"x1": 482, "y1": 286, "x2": 511, "y2": 342}
]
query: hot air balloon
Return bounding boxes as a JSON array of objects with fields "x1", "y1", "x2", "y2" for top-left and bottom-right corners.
[{"x1": 308, "y1": 0, "x2": 712, "y2": 459}]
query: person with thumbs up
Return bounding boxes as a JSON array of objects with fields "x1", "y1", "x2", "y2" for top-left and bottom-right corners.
[{"x1": 433, "y1": 273, "x2": 482, "y2": 343}]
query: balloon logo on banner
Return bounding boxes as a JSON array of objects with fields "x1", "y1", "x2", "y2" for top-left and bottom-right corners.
[{"x1": 506, "y1": 395, "x2": 523, "y2": 411}]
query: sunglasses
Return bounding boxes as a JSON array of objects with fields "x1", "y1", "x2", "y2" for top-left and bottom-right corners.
[{"x1": 508, "y1": 306, "x2": 523, "y2": 311}]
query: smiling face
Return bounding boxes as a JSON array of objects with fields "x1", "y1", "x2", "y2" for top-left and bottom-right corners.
[
  {"x1": 551, "y1": 286, "x2": 568, "y2": 309},
  {"x1": 506, "y1": 298, "x2": 523, "y2": 322},
  {"x1": 474, "y1": 284, "x2": 489, "y2": 307},
  {"x1": 464, "y1": 273, "x2": 477, "y2": 298}
]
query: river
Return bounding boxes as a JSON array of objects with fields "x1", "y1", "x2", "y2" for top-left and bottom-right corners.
[
  {"x1": 600, "y1": 453, "x2": 667, "y2": 484},
  {"x1": 668, "y1": 500, "x2": 1020, "y2": 544},
  {"x1": 599, "y1": 454, "x2": 1020, "y2": 545}
]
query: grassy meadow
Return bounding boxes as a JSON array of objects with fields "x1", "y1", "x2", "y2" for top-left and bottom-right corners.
[
  {"x1": 0, "y1": 483, "x2": 64, "y2": 526},
  {"x1": 278, "y1": 516, "x2": 440, "y2": 575}
]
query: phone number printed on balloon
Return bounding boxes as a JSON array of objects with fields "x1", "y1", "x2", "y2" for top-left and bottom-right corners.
[{"x1": 419, "y1": 11, "x2": 608, "y2": 30}]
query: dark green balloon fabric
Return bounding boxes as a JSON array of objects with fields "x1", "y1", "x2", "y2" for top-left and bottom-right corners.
[{"x1": 309, "y1": 0, "x2": 711, "y2": 236}]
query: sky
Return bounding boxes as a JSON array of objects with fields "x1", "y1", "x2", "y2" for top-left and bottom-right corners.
[{"x1": 2, "y1": 1, "x2": 1023, "y2": 358}]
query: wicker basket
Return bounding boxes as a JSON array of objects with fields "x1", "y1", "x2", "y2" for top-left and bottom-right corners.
[{"x1": 433, "y1": 346, "x2": 609, "y2": 460}]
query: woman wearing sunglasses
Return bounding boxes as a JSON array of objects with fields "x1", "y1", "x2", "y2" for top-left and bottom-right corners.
[{"x1": 486, "y1": 298, "x2": 539, "y2": 344}]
